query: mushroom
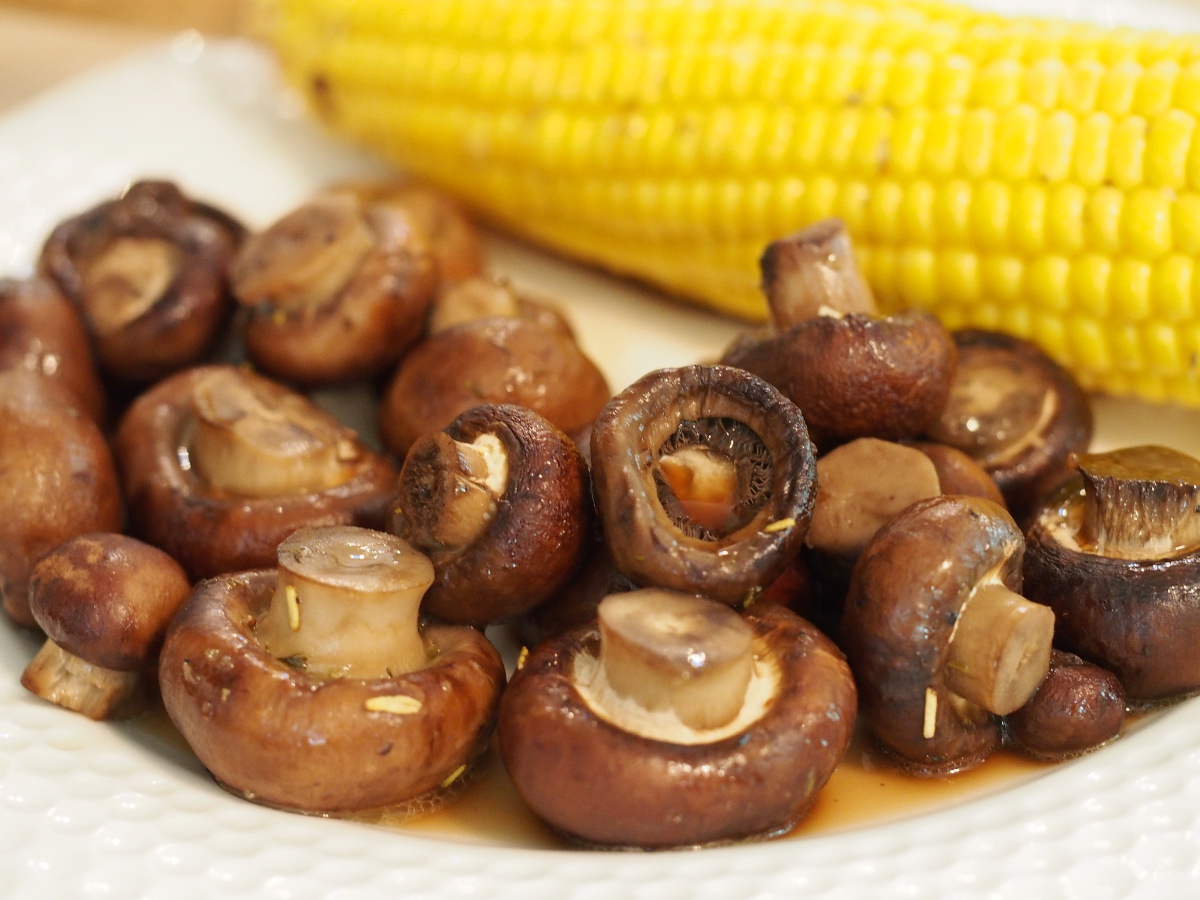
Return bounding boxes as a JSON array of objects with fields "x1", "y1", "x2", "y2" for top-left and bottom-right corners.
[
  {"x1": 21, "y1": 533, "x2": 191, "y2": 720},
  {"x1": 1023, "y1": 444, "x2": 1200, "y2": 701},
  {"x1": 0, "y1": 275, "x2": 106, "y2": 424},
  {"x1": 907, "y1": 440, "x2": 1007, "y2": 507},
  {"x1": 230, "y1": 187, "x2": 438, "y2": 386},
  {"x1": 841, "y1": 495, "x2": 1055, "y2": 775},
  {"x1": 379, "y1": 314, "x2": 610, "y2": 458},
  {"x1": 1004, "y1": 650, "x2": 1126, "y2": 761},
  {"x1": 392, "y1": 403, "x2": 593, "y2": 627},
  {"x1": 498, "y1": 589, "x2": 856, "y2": 848},
  {"x1": 38, "y1": 180, "x2": 244, "y2": 383},
  {"x1": 114, "y1": 364, "x2": 397, "y2": 580},
  {"x1": 0, "y1": 370, "x2": 123, "y2": 627},
  {"x1": 158, "y1": 525, "x2": 505, "y2": 814},
  {"x1": 923, "y1": 328, "x2": 1093, "y2": 522},
  {"x1": 589, "y1": 364, "x2": 817, "y2": 605}
]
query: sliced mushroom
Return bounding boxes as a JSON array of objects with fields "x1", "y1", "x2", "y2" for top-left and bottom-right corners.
[
  {"x1": 114, "y1": 364, "x2": 397, "y2": 580},
  {"x1": 38, "y1": 180, "x2": 243, "y2": 383},
  {"x1": 0, "y1": 371, "x2": 123, "y2": 627},
  {"x1": 924, "y1": 328, "x2": 1092, "y2": 522},
  {"x1": 842, "y1": 495, "x2": 1054, "y2": 774},
  {"x1": 590, "y1": 365, "x2": 816, "y2": 605},
  {"x1": 21, "y1": 533, "x2": 190, "y2": 719},
  {"x1": 392, "y1": 404, "x2": 593, "y2": 626},
  {"x1": 158, "y1": 525, "x2": 505, "y2": 814},
  {"x1": 379, "y1": 315, "x2": 610, "y2": 458},
  {"x1": 0, "y1": 275, "x2": 106, "y2": 424},
  {"x1": 498, "y1": 593, "x2": 856, "y2": 848},
  {"x1": 1023, "y1": 445, "x2": 1200, "y2": 701},
  {"x1": 231, "y1": 188, "x2": 438, "y2": 386},
  {"x1": 759, "y1": 218, "x2": 877, "y2": 327}
]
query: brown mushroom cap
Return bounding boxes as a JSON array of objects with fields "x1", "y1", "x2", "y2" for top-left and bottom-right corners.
[
  {"x1": 924, "y1": 328, "x2": 1093, "y2": 521},
  {"x1": 841, "y1": 495, "x2": 1041, "y2": 775},
  {"x1": 393, "y1": 403, "x2": 593, "y2": 626},
  {"x1": 114, "y1": 364, "x2": 397, "y2": 580},
  {"x1": 907, "y1": 440, "x2": 1007, "y2": 507},
  {"x1": 498, "y1": 602, "x2": 855, "y2": 849},
  {"x1": 589, "y1": 364, "x2": 816, "y2": 605},
  {"x1": 38, "y1": 180, "x2": 243, "y2": 384},
  {"x1": 158, "y1": 567, "x2": 505, "y2": 814},
  {"x1": 379, "y1": 315, "x2": 610, "y2": 458},
  {"x1": 0, "y1": 371, "x2": 123, "y2": 627},
  {"x1": 0, "y1": 275, "x2": 107, "y2": 424},
  {"x1": 721, "y1": 310, "x2": 956, "y2": 451}
]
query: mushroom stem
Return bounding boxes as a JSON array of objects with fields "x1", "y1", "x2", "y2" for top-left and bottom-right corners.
[
  {"x1": 398, "y1": 431, "x2": 507, "y2": 552},
  {"x1": 759, "y1": 218, "x2": 877, "y2": 327},
  {"x1": 79, "y1": 236, "x2": 182, "y2": 335},
  {"x1": 20, "y1": 640, "x2": 143, "y2": 721},
  {"x1": 188, "y1": 369, "x2": 357, "y2": 497},
  {"x1": 427, "y1": 276, "x2": 522, "y2": 334},
  {"x1": 254, "y1": 527, "x2": 435, "y2": 680},
  {"x1": 591, "y1": 589, "x2": 755, "y2": 731},
  {"x1": 657, "y1": 446, "x2": 740, "y2": 534},
  {"x1": 944, "y1": 582, "x2": 1054, "y2": 716}
]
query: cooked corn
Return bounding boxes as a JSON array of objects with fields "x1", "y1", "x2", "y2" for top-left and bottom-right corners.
[{"x1": 266, "y1": 0, "x2": 1200, "y2": 406}]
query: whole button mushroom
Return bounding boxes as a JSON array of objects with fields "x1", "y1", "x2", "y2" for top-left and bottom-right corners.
[
  {"x1": 0, "y1": 275, "x2": 107, "y2": 425},
  {"x1": 230, "y1": 186, "x2": 438, "y2": 386},
  {"x1": 924, "y1": 328, "x2": 1093, "y2": 523},
  {"x1": 499, "y1": 589, "x2": 856, "y2": 849},
  {"x1": 1023, "y1": 445, "x2": 1200, "y2": 702},
  {"x1": 159, "y1": 525, "x2": 505, "y2": 814},
  {"x1": 842, "y1": 495, "x2": 1056, "y2": 775},
  {"x1": 0, "y1": 371, "x2": 123, "y2": 627},
  {"x1": 590, "y1": 364, "x2": 816, "y2": 605},
  {"x1": 392, "y1": 403, "x2": 593, "y2": 627},
  {"x1": 38, "y1": 180, "x2": 244, "y2": 384},
  {"x1": 21, "y1": 533, "x2": 191, "y2": 720},
  {"x1": 114, "y1": 364, "x2": 397, "y2": 580}
]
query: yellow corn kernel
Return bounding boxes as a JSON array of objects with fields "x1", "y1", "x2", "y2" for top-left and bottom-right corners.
[{"x1": 268, "y1": 0, "x2": 1200, "y2": 405}]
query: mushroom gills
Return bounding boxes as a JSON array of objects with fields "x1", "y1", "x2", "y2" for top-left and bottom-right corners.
[
  {"x1": 577, "y1": 589, "x2": 778, "y2": 742},
  {"x1": 186, "y1": 369, "x2": 360, "y2": 497},
  {"x1": 20, "y1": 641, "x2": 142, "y2": 721},
  {"x1": 1076, "y1": 445, "x2": 1200, "y2": 559},
  {"x1": 255, "y1": 526, "x2": 434, "y2": 680}
]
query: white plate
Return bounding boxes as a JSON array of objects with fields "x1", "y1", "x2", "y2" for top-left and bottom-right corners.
[{"x1": 3, "y1": 17, "x2": 1200, "y2": 900}]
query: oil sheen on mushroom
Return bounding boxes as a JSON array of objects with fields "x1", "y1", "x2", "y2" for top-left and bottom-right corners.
[
  {"x1": 498, "y1": 590, "x2": 856, "y2": 849},
  {"x1": 590, "y1": 364, "x2": 816, "y2": 605}
]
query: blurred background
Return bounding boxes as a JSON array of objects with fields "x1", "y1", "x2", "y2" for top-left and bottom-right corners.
[{"x1": 0, "y1": 0, "x2": 245, "y2": 110}]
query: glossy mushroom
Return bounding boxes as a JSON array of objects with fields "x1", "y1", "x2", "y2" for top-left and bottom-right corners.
[
  {"x1": 0, "y1": 371, "x2": 123, "y2": 627},
  {"x1": 114, "y1": 364, "x2": 397, "y2": 580},
  {"x1": 159, "y1": 525, "x2": 505, "y2": 814},
  {"x1": 38, "y1": 180, "x2": 243, "y2": 383},
  {"x1": 499, "y1": 589, "x2": 856, "y2": 848},
  {"x1": 21, "y1": 533, "x2": 191, "y2": 719},
  {"x1": 230, "y1": 187, "x2": 438, "y2": 386},
  {"x1": 1023, "y1": 445, "x2": 1200, "y2": 702},
  {"x1": 392, "y1": 404, "x2": 593, "y2": 626},
  {"x1": 842, "y1": 495, "x2": 1055, "y2": 775},
  {"x1": 924, "y1": 328, "x2": 1093, "y2": 522},
  {"x1": 590, "y1": 364, "x2": 816, "y2": 605}
]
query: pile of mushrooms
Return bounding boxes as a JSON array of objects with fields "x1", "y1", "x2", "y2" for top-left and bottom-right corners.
[{"x1": 1, "y1": 179, "x2": 1187, "y2": 850}]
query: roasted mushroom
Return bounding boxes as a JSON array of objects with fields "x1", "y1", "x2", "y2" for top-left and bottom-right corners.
[
  {"x1": 1023, "y1": 445, "x2": 1200, "y2": 702},
  {"x1": 0, "y1": 371, "x2": 123, "y2": 627},
  {"x1": 230, "y1": 187, "x2": 438, "y2": 386},
  {"x1": 38, "y1": 180, "x2": 243, "y2": 383},
  {"x1": 379, "y1": 313, "x2": 610, "y2": 458},
  {"x1": 21, "y1": 533, "x2": 191, "y2": 720},
  {"x1": 907, "y1": 440, "x2": 1007, "y2": 507},
  {"x1": 158, "y1": 525, "x2": 505, "y2": 814},
  {"x1": 499, "y1": 589, "x2": 856, "y2": 848},
  {"x1": 842, "y1": 495, "x2": 1055, "y2": 775},
  {"x1": 590, "y1": 364, "x2": 816, "y2": 605},
  {"x1": 392, "y1": 404, "x2": 593, "y2": 626},
  {"x1": 924, "y1": 328, "x2": 1093, "y2": 522},
  {"x1": 114, "y1": 364, "x2": 397, "y2": 580},
  {"x1": 0, "y1": 275, "x2": 106, "y2": 424}
]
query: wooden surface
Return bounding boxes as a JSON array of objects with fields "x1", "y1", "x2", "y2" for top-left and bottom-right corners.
[{"x1": 0, "y1": 1, "x2": 246, "y2": 112}]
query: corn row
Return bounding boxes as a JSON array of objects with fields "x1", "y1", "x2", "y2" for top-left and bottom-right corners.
[{"x1": 267, "y1": 0, "x2": 1200, "y2": 406}]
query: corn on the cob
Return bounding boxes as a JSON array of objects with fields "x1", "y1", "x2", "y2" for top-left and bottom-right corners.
[{"x1": 266, "y1": 0, "x2": 1200, "y2": 406}]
